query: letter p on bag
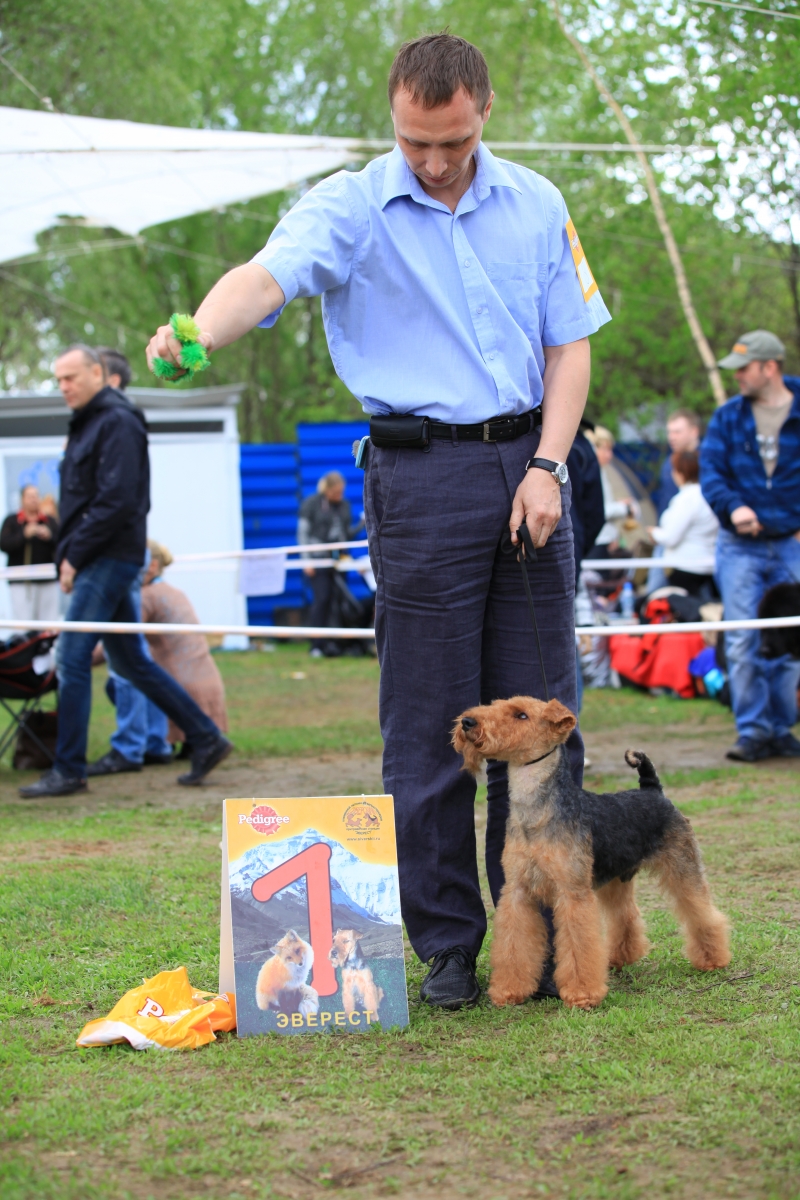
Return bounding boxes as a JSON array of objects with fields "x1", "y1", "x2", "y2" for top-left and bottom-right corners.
[{"x1": 137, "y1": 997, "x2": 165, "y2": 1020}]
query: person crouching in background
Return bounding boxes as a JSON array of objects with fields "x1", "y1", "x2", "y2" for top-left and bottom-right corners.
[
  {"x1": 0, "y1": 484, "x2": 60, "y2": 622},
  {"x1": 139, "y1": 541, "x2": 228, "y2": 759}
]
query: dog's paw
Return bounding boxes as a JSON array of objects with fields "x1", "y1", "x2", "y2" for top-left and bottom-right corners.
[
  {"x1": 559, "y1": 987, "x2": 607, "y2": 1010},
  {"x1": 488, "y1": 985, "x2": 528, "y2": 1008}
]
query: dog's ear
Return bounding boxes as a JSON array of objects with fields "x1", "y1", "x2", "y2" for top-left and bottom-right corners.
[
  {"x1": 353, "y1": 931, "x2": 364, "y2": 941},
  {"x1": 542, "y1": 699, "x2": 577, "y2": 737}
]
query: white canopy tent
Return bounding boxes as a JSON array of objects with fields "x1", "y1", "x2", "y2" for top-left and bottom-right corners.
[
  {"x1": 0, "y1": 106, "x2": 360, "y2": 263},
  {"x1": 0, "y1": 105, "x2": 701, "y2": 264}
]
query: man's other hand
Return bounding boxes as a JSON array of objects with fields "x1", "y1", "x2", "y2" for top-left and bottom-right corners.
[
  {"x1": 510, "y1": 469, "x2": 562, "y2": 550},
  {"x1": 59, "y1": 559, "x2": 77, "y2": 594},
  {"x1": 731, "y1": 505, "x2": 763, "y2": 537},
  {"x1": 145, "y1": 325, "x2": 213, "y2": 378}
]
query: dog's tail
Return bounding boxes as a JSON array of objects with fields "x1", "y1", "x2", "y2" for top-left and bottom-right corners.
[{"x1": 625, "y1": 749, "x2": 662, "y2": 790}]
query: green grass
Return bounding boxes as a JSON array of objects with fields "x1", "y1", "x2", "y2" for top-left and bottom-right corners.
[{"x1": 1, "y1": 650, "x2": 798, "y2": 1199}]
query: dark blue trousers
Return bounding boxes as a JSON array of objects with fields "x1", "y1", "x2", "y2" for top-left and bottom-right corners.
[
  {"x1": 54, "y1": 556, "x2": 219, "y2": 778},
  {"x1": 363, "y1": 429, "x2": 583, "y2": 962}
]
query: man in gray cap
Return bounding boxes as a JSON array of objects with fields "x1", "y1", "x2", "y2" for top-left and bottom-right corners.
[{"x1": 700, "y1": 330, "x2": 800, "y2": 761}]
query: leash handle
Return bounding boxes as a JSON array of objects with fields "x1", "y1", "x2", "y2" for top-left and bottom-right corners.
[{"x1": 516, "y1": 520, "x2": 550, "y2": 703}]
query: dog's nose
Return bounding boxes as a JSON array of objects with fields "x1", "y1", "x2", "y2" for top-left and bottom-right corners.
[{"x1": 461, "y1": 717, "x2": 478, "y2": 731}]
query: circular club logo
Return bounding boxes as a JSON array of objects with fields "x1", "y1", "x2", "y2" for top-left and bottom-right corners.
[
  {"x1": 246, "y1": 804, "x2": 287, "y2": 836},
  {"x1": 343, "y1": 802, "x2": 382, "y2": 833}
]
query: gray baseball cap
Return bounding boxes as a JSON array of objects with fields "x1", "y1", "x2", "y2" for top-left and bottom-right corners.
[{"x1": 717, "y1": 329, "x2": 786, "y2": 369}]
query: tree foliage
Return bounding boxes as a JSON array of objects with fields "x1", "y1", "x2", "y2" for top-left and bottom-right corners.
[{"x1": 0, "y1": 0, "x2": 797, "y2": 438}]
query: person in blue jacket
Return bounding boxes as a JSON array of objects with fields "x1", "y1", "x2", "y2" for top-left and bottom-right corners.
[{"x1": 700, "y1": 330, "x2": 800, "y2": 762}]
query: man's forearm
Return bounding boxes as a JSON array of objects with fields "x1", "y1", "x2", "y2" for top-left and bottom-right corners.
[
  {"x1": 194, "y1": 264, "x2": 285, "y2": 351},
  {"x1": 537, "y1": 338, "x2": 591, "y2": 461}
]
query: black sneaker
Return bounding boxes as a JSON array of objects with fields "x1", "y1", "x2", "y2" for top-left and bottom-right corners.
[
  {"x1": 532, "y1": 957, "x2": 560, "y2": 1000},
  {"x1": 144, "y1": 751, "x2": 174, "y2": 765},
  {"x1": 770, "y1": 732, "x2": 800, "y2": 758},
  {"x1": 19, "y1": 768, "x2": 87, "y2": 798},
  {"x1": 725, "y1": 738, "x2": 771, "y2": 763},
  {"x1": 419, "y1": 946, "x2": 480, "y2": 1010},
  {"x1": 177, "y1": 734, "x2": 233, "y2": 787},
  {"x1": 86, "y1": 749, "x2": 142, "y2": 776}
]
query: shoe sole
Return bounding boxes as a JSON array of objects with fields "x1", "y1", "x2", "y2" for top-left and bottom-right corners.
[
  {"x1": 420, "y1": 990, "x2": 481, "y2": 1010},
  {"x1": 19, "y1": 783, "x2": 88, "y2": 798},
  {"x1": 177, "y1": 739, "x2": 233, "y2": 787}
]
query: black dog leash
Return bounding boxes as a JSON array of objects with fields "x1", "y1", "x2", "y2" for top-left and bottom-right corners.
[{"x1": 503, "y1": 519, "x2": 550, "y2": 703}]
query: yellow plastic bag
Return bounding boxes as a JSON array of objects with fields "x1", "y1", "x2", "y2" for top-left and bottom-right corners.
[{"x1": 76, "y1": 966, "x2": 236, "y2": 1050}]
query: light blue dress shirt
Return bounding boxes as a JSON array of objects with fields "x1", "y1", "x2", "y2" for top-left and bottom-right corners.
[{"x1": 253, "y1": 143, "x2": 611, "y2": 423}]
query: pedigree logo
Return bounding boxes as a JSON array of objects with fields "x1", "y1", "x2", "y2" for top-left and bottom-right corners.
[{"x1": 239, "y1": 804, "x2": 289, "y2": 835}]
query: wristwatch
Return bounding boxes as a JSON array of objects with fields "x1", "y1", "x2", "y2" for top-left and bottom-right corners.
[{"x1": 526, "y1": 457, "x2": 569, "y2": 486}]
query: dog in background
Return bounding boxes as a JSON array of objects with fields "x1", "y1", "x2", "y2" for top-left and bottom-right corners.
[
  {"x1": 453, "y1": 696, "x2": 730, "y2": 1010},
  {"x1": 328, "y1": 929, "x2": 384, "y2": 1016},
  {"x1": 759, "y1": 582, "x2": 800, "y2": 660},
  {"x1": 255, "y1": 929, "x2": 319, "y2": 1015}
]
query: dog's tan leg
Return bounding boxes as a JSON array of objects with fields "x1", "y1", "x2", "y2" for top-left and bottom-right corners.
[
  {"x1": 341, "y1": 974, "x2": 357, "y2": 1015},
  {"x1": 363, "y1": 977, "x2": 384, "y2": 1014},
  {"x1": 488, "y1": 883, "x2": 549, "y2": 1006},
  {"x1": 596, "y1": 877, "x2": 650, "y2": 969},
  {"x1": 552, "y1": 889, "x2": 608, "y2": 1009},
  {"x1": 649, "y1": 820, "x2": 730, "y2": 970}
]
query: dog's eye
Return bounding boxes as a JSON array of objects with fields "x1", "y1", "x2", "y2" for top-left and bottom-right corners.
[{"x1": 516, "y1": 712, "x2": 529, "y2": 720}]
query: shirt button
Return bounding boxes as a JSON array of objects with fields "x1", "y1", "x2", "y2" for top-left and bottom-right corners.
[
  {"x1": 488, "y1": 352, "x2": 496, "y2": 360},
  {"x1": 464, "y1": 258, "x2": 471, "y2": 267},
  {"x1": 476, "y1": 306, "x2": 482, "y2": 314}
]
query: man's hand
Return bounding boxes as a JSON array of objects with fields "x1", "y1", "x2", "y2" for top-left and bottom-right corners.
[
  {"x1": 23, "y1": 522, "x2": 40, "y2": 538},
  {"x1": 510, "y1": 469, "x2": 562, "y2": 549},
  {"x1": 146, "y1": 326, "x2": 213, "y2": 379},
  {"x1": 731, "y1": 505, "x2": 763, "y2": 536},
  {"x1": 59, "y1": 559, "x2": 77, "y2": 594},
  {"x1": 303, "y1": 566, "x2": 316, "y2": 578}
]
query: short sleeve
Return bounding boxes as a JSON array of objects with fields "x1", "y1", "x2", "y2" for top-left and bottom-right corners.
[
  {"x1": 251, "y1": 173, "x2": 359, "y2": 328},
  {"x1": 541, "y1": 194, "x2": 611, "y2": 346}
]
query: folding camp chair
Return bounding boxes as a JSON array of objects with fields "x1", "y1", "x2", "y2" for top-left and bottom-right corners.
[{"x1": 0, "y1": 632, "x2": 58, "y2": 766}]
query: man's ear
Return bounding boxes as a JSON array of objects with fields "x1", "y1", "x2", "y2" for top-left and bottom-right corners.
[{"x1": 542, "y1": 699, "x2": 577, "y2": 736}]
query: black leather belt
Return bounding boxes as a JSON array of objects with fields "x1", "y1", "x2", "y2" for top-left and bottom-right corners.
[
  {"x1": 368, "y1": 409, "x2": 541, "y2": 450},
  {"x1": 429, "y1": 411, "x2": 540, "y2": 441}
]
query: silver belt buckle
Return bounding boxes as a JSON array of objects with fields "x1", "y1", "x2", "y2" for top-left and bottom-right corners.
[{"x1": 483, "y1": 422, "x2": 493, "y2": 443}]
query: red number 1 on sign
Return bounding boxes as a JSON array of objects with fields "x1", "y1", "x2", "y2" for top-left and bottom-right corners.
[{"x1": 251, "y1": 843, "x2": 337, "y2": 996}]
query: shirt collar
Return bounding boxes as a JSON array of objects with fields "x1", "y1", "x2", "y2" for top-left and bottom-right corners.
[{"x1": 380, "y1": 141, "x2": 521, "y2": 210}]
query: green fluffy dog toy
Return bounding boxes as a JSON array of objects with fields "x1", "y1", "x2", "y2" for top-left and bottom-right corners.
[{"x1": 151, "y1": 314, "x2": 210, "y2": 381}]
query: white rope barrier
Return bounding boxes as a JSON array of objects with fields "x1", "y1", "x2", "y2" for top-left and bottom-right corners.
[
  {"x1": 0, "y1": 614, "x2": 797, "y2": 640},
  {"x1": 580, "y1": 557, "x2": 716, "y2": 571}
]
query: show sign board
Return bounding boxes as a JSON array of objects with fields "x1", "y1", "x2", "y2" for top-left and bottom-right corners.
[{"x1": 220, "y1": 796, "x2": 409, "y2": 1035}]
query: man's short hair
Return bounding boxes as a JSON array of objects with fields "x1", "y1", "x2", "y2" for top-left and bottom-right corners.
[
  {"x1": 57, "y1": 343, "x2": 107, "y2": 376},
  {"x1": 388, "y1": 33, "x2": 491, "y2": 111},
  {"x1": 670, "y1": 449, "x2": 700, "y2": 484},
  {"x1": 97, "y1": 346, "x2": 132, "y2": 390},
  {"x1": 667, "y1": 408, "x2": 702, "y2": 431}
]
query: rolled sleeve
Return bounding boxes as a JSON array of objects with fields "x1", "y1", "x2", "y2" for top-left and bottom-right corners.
[
  {"x1": 252, "y1": 173, "x2": 358, "y2": 327},
  {"x1": 542, "y1": 200, "x2": 611, "y2": 346}
]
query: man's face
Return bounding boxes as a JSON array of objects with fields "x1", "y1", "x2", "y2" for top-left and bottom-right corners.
[
  {"x1": 326, "y1": 483, "x2": 345, "y2": 504},
  {"x1": 21, "y1": 486, "x2": 39, "y2": 515},
  {"x1": 735, "y1": 359, "x2": 777, "y2": 398},
  {"x1": 666, "y1": 417, "x2": 699, "y2": 453},
  {"x1": 54, "y1": 350, "x2": 105, "y2": 410},
  {"x1": 391, "y1": 85, "x2": 493, "y2": 194}
]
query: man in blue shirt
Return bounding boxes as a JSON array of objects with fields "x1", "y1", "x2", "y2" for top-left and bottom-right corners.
[
  {"x1": 148, "y1": 34, "x2": 611, "y2": 1008},
  {"x1": 701, "y1": 330, "x2": 800, "y2": 762}
]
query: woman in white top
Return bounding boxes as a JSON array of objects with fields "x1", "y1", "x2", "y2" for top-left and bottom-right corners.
[{"x1": 648, "y1": 450, "x2": 719, "y2": 596}]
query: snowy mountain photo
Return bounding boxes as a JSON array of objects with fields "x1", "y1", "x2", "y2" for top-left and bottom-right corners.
[{"x1": 229, "y1": 828, "x2": 401, "y2": 926}]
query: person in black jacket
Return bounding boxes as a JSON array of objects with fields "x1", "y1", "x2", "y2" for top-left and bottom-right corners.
[
  {"x1": 0, "y1": 484, "x2": 60, "y2": 621},
  {"x1": 566, "y1": 419, "x2": 606, "y2": 577},
  {"x1": 19, "y1": 344, "x2": 231, "y2": 798}
]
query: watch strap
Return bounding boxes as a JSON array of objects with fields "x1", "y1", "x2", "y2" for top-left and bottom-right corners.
[{"x1": 526, "y1": 457, "x2": 559, "y2": 473}]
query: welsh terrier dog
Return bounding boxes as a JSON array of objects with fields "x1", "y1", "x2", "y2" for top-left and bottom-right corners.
[{"x1": 453, "y1": 697, "x2": 730, "y2": 1010}]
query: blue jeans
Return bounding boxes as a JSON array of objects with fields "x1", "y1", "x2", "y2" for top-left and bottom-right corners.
[
  {"x1": 55, "y1": 556, "x2": 218, "y2": 778},
  {"x1": 716, "y1": 529, "x2": 800, "y2": 743},
  {"x1": 108, "y1": 670, "x2": 171, "y2": 763}
]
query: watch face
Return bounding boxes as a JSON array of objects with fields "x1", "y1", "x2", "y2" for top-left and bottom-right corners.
[{"x1": 555, "y1": 463, "x2": 569, "y2": 485}]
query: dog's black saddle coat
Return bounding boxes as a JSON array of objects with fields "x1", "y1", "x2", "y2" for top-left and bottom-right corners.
[{"x1": 540, "y1": 750, "x2": 682, "y2": 889}]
